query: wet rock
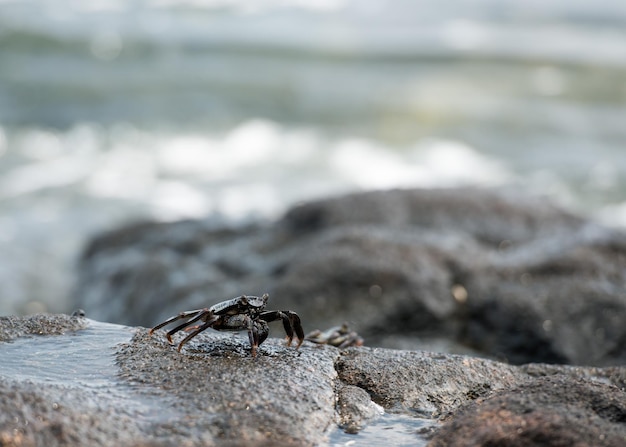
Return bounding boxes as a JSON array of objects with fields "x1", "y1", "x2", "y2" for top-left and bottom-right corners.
[
  {"x1": 0, "y1": 314, "x2": 339, "y2": 447},
  {"x1": 0, "y1": 380, "x2": 146, "y2": 447},
  {"x1": 74, "y1": 188, "x2": 626, "y2": 366},
  {"x1": 1, "y1": 315, "x2": 625, "y2": 446},
  {"x1": 429, "y1": 375, "x2": 626, "y2": 447},
  {"x1": 335, "y1": 347, "x2": 524, "y2": 418},
  {"x1": 0, "y1": 313, "x2": 87, "y2": 342},
  {"x1": 116, "y1": 329, "x2": 339, "y2": 447},
  {"x1": 336, "y1": 384, "x2": 383, "y2": 434}
]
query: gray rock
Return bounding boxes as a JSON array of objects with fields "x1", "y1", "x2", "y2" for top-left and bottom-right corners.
[
  {"x1": 1, "y1": 315, "x2": 625, "y2": 446},
  {"x1": 459, "y1": 223, "x2": 626, "y2": 365},
  {"x1": 74, "y1": 188, "x2": 626, "y2": 365},
  {"x1": 429, "y1": 375, "x2": 626, "y2": 447},
  {"x1": 0, "y1": 314, "x2": 339, "y2": 447},
  {"x1": 116, "y1": 329, "x2": 338, "y2": 446},
  {"x1": 0, "y1": 380, "x2": 147, "y2": 447},
  {"x1": 336, "y1": 384, "x2": 383, "y2": 434},
  {"x1": 336, "y1": 347, "x2": 524, "y2": 419},
  {"x1": 0, "y1": 313, "x2": 87, "y2": 342}
]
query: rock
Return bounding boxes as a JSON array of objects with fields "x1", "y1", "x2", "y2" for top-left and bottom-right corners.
[
  {"x1": 459, "y1": 223, "x2": 626, "y2": 365},
  {"x1": 429, "y1": 375, "x2": 626, "y2": 447},
  {"x1": 0, "y1": 313, "x2": 87, "y2": 342},
  {"x1": 520, "y1": 362, "x2": 626, "y2": 389},
  {"x1": 1, "y1": 315, "x2": 625, "y2": 446},
  {"x1": 336, "y1": 385, "x2": 383, "y2": 434},
  {"x1": 74, "y1": 188, "x2": 626, "y2": 366},
  {"x1": 279, "y1": 188, "x2": 584, "y2": 245},
  {"x1": 335, "y1": 347, "x2": 524, "y2": 418},
  {"x1": 0, "y1": 314, "x2": 339, "y2": 447},
  {"x1": 116, "y1": 329, "x2": 338, "y2": 446},
  {"x1": 0, "y1": 380, "x2": 146, "y2": 447}
]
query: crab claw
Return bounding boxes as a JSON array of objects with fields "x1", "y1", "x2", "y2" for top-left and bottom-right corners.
[{"x1": 284, "y1": 311, "x2": 305, "y2": 349}]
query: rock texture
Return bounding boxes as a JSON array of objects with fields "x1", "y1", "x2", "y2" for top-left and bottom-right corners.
[
  {"x1": 0, "y1": 313, "x2": 87, "y2": 342},
  {"x1": 336, "y1": 347, "x2": 524, "y2": 418},
  {"x1": 335, "y1": 384, "x2": 383, "y2": 434},
  {"x1": 1, "y1": 315, "x2": 340, "y2": 447},
  {"x1": 1, "y1": 315, "x2": 625, "y2": 447},
  {"x1": 74, "y1": 188, "x2": 626, "y2": 366},
  {"x1": 117, "y1": 329, "x2": 338, "y2": 446},
  {"x1": 429, "y1": 376, "x2": 626, "y2": 447}
]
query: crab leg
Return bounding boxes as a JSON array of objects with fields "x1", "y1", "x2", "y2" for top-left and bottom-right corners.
[
  {"x1": 259, "y1": 310, "x2": 305, "y2": 348},
  {"x1": 164, "y1": 310, "x2": 212, "y2": 343},
  {"x1": 148, "y1": 294, "x2": 304, "y2": 357},
  {"x1": 149, "y1": 309, "x2": 207, "y2": 335},
  {"x1": 175, "y1": 314, "x2": 220, "y2": 352},
  {"x1": 247, "y1": 325, "x2": 259, "y2": 358},
  {"x1": 291, "y1": 313, "x2": 305, "y2": 348}
]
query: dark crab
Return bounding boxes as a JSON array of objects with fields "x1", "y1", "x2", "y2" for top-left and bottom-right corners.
[
  {"x1": 305, "y1": 322, "x2": 364, "y2": 349},
  {"x1": 149, "y1": 293, "x2": 304, "y2": 357}
]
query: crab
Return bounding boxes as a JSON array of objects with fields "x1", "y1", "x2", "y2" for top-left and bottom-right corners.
[
  {"x1": 305, "y1": 322, "x2": 364, "y2": 349},
  {"x1": 148, "y1": 293, "x2": 304, "y2": 357}
]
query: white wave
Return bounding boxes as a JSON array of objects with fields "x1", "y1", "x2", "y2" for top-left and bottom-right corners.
[{"x1": 0, "y1": 120, "x2": 518, "y2": 317}]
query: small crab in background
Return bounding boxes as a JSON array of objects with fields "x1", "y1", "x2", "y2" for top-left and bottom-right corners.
[
  {"x1": 305, "y1": 322, "x2": 364, "y2": 349},
  {"x1": 149, "y1": 294, "x2": 304, "y2": 357}
]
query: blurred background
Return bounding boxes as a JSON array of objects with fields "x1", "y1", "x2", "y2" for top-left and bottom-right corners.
[{"x1": 1, "y1": 0, "x2": 626, "y2": 317}]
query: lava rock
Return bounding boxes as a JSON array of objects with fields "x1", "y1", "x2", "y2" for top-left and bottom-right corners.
[
  {"x1": 0, "y1": 313, "x2": 87, "y2": 342},
  {"x1": 116, "y1": 329, "x2": 339, "y2": 446},
  {"x1": 336, "y1": 384, "x2": 384, "y2": 434},
  {"x1": 0, "y1": 314, "x2": 339, "y2": 447},
  {"x1": 429, "y1": 375, "x2": 626, "y2": 447},
  {"x1": 1, "y1": 315, "x2": 625, "y2": 446},
  {"x1": 335, "y1": 347, "x2": 524, "y2": 418}
]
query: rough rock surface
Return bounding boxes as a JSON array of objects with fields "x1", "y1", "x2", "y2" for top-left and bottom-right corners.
[
  {"x1": 429, "y1": 376, "x2": 626, "y2": 447},
  {"x1": 117, "y1": 329, "x2": 339, "y2": 446},
  {"x1": 0, "y1": 315, "x2": 340, "y2": 447},
  {"x1": 336, "y1": 347, "x2": 524, "y2": 418},
  {"x1": 335, "y1": 384, "x2": 383, "y2": 434},
  {"x1": 74, "y1": 188, "x2": 626, "y2": 366},
  {"x1": 0, "y1": 313, "x2": 87, "y2": 342},
  {"x1": 1, "y1": 315, "x2": 625, "y2": 447}
]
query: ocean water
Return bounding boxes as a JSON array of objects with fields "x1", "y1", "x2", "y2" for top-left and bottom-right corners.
[{"x1": 1, "y1": 0, "x2": 626, "y2": 317}]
